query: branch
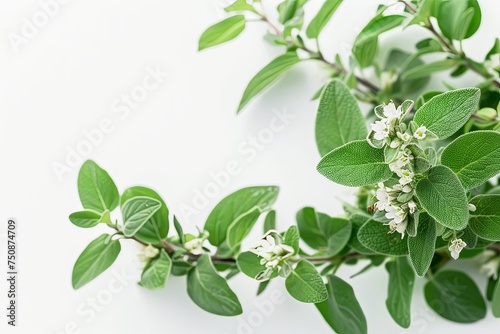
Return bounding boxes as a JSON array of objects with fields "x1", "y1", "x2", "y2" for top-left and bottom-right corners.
[
  {"x1": 257, "y1": 10, "x2": 381, "y2": 94},
  {"x1": 401, "y1": 0, "x2": 500, "y2": 88}
]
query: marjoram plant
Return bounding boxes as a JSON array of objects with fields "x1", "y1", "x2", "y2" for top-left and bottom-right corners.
[{"x1": 69, "y1": 0, "x2": 500, "y2": 332}]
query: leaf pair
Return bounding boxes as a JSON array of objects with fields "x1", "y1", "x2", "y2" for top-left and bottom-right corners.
[
  {"x1": 204, "y1": 186, "x2": 279, "y2": 254},
  {"x1": 296, "y1": 207, "x2": 351, "y2": 256},
  {"x1": 71, "y1": 161, "x2": 170, "y2": 290}
]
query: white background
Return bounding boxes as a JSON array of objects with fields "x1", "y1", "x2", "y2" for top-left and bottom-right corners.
[{"x1": 1, "y1": 0, "x2": 499, "y2": 333}]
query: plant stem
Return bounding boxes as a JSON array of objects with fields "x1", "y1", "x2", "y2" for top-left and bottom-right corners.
[
  {"x1": 257, "y1": 10, "x2": 381, "y2": 94},
  {"x1": 401, "y1": 0, "x2": 500, "y2": 88}
]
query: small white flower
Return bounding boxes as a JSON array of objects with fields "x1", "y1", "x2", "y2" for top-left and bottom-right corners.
[
  {"x1": 389, "y1": 138, "x2": 402, "y2": 148},
  {"x1": 480, "y1": 257, "x2": 500, "y2": 280},
  {"x1": 402, "y1": 184, "x2": 413, "y2": 193},
  {"x1": 413, "y1": 126, "x2": 427, "y2": 140},
  {"x1": 468, "y1": 204, "x2": 477, "y2": 212},
  {"x1": 266, "y1": 259, "x2": 280, "y2": 268},
  {"x1": 398, "y1": 169, "x2": 414, "y2": 185},
  {"x1": 375, "y1": 187, "x2": 392, "y2": 211},
  {"x1": 389, "y1": 162, "x2": 402, "y2": 174},
  {"x1": 397, "y1": 132, "x2": 411, "y2": 142},
  {"x1": 184, "y1": 238, "x2": 204, "y2": 255},
  {"x1": 408, "y1": 200, "x2": 417, "y2": 214},
  {"x1": 371, "y1": 120, "x2": 389, "y2": 140},
  {"x1": 449, "y1": 238, "x2": 467, "y2": 260},
  {"x1": 250, "y1": 231, "x2": 294, "y2": 270},
  {"x1": 184, "y1": 230, "x2": 210, "y2": 255},
  {"x1": 383, "y1": 102, "x2": 402, "y2": 119},
  {"x1": 395, "y1": 218, "x2": 408, "y2": 237}
]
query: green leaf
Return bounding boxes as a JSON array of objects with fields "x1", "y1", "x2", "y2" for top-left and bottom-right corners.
[
  {"x1": 187, "y1": 254, "x2": 242, "y2": 316},
  {"x1": 72, "y1": 234, "x2": 121, "y2": 289},
  {"x1": 353, "y1": 38, "x2": 378, "y2": 69},
  {"x1": 284, "y1": 225, "x2": 300, "y2": 255},
  {"x1": 424, "y1": 270, "x2": 486, "y2": 322},
  {"x1": 139, "y1": 249, "x2": 172, "y2": 290},
  {"x1": 69, "y1": 210, "x2": 102, "y2": 228},
  {"x1": 174, "y1": 216, "x2": 185, "y2": 244},
  {"x1": 348, "y1": 215, "x2": 375, "y2": 254},
  {"x1": 317, "y1": 140, "x2": 392, "y2": 187},
  {"x1": 204, "y1": 186, "x2": 279, "y2": 248},
  {"x1": 238, "y1": 52, "x2": 300, "y2": 112},
  {"x1": 401, "y1": 59, "x2": 458, "y2": 80},
  {"x1": 285, "y1": 260, "x2": 328, "y2": 303},
  {"x1": 315, "y1": 275, "x2": 367, "y2": 334},
  {"x1": 121, "y1": 196, "x2": 162, "y2": 237},
  {"x1": 315, "y1": 80, "x2": 367, "y2": 156},
  {"x1": 296, "y1": 207, "x2": 351, "y2": 255},
  {"x1": 413, "y1": 88, "x2": 480, "y2": 139},
  {"x1": 224, "y1": 0, "x2": 257, "y2": 14},
  {"x1": 198, "y1": 15, "x2": 246, "y2": 51},
  {"x1": 278, "y1": 0, "x2": 307, "y2": 25},
  {"x1": 441, "y1": 131, "x2": 500, "y2": 189},
  {"x1": 385, "y1": 257, "x2": 415, "y2": 328},
  {"x1": 408, "y1": 213, "x2": 436, "y2": 276},
  {"x1": 468, "y1": 195, "x2": 500, "y2": 241},
  {"x1": 357, "y1": 220, "x2": 408, "y2": 256},
  {"x1": 263, "y1": 210, "x2": 276, "y2": 233},
  {"x1": 486, "y1": 38, "x2": 500, "y2": 61},
  {"x1": 237, "y1": 251, "x2": 267, "y2": 279},
  {"x1": 492, "y1": 277, "x2": 500, "y2": 317},
  {"x1": 354, "y1": 15, "x2": 405, "y2": 47},
  {"x1": 306, "y1": 0, "x2": 343, "y2": 38},
  {"x1": 352, "y1": 14, "x2": 404, "y2": 68},
  {"x1": 257, "y1": 281, "x2": 270, "y2": 296},
  {"x1": 415, "y1": 165, "x2": 469, "y2": 230},
  {"x1": 77, "y1": 160, "x2": 119, "y2": 213},
  {"x1": 437, "y1": 0, "x2": 481, "y2": 40},
  {"x1": 120, "y1": 186, "x2": 170, "y2": 243}
]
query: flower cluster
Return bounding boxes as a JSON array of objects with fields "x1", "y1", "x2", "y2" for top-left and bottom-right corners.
[
  {"x1": 138, "y1": 244, "x2": 160, "y2": 262},
  {"x1": 183, "y1": 230, "x2": 210, "y2": 255},
  {"x1": 250, "y1": 230, "x2": 294, "y2": 281},
  {"x1": 371, "y1": 102, "x2": 428, "y2": 237}
]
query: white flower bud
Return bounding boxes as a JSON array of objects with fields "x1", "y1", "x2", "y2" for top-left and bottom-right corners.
[{"x1": 449, "y1": 238, "x2": 467, "y2": 260}]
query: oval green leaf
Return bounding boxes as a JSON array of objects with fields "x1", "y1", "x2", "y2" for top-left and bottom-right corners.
[
  {"x1": 139, "y1": 249, "x2": 172, "y2": 290},
  {"x1": 306, "y1": 0, "x2": 343, "y2": 38},
  {"x1": 317, "y1": 140, "x2": 392, "y2": 187},
  {"x1": 121, "y1": 196, "x2": 162, "y2": 237},
  {"x1": 204, "y1": 186, "x2": 279, "y2": 247},
  {"x1": 468, "y1": 194, "x2": 500, "y2": 241},
  {"x1": 69, "y1": 210, "x2": 102, "y2": 228},
  {"x1": 120, "y1": 186, "x2": 170, "y2": 243},
  {"x1": 285, "y1": 260, "x2": 328, "y2": 303},
  {"x1": 187, "y1": 254, "x2": 242, "y2": 316},
  {"x1": 437, "y1": 0, "x2": 481, "y2": 40},
  {"x1": 72, "y1": 234, "x2": 121, "y2": 289},
  {"x1": 77, "y1": 160, "x2": 119, "y2": 213},
  {"x1": 315, "y1": 275, "x2": 367, "y2": 334},
  {"x1": 315, "y1": 80, "x2": 367, "y2": 156},
  {"x1": 357, "y1": 219, "x2": 408, "y2": 256},
  {"x1": 238, "y1": 52, "x2": 300, "y2": 112},
  {"x1": 441, "y1": 130, "x2": 500, "y2": 189},
  {"x1": 198, "y1": 15, "x2": 246, "y2": 51},
  {"x1": 415, "y1": 165, "x2": 469, "y2": 230},
  {"x1": 385, "y1": 257, "x2": 415, "y2": 328},
  {"x1": 413, "y1": 88, "x2": 480, "y2": 139},
  {"x1": 408, "y1": 213, "x2": 437, "y2": 277},
  {"x1": 424, "y1": 270, "x2": 486, "y2": 323}
]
